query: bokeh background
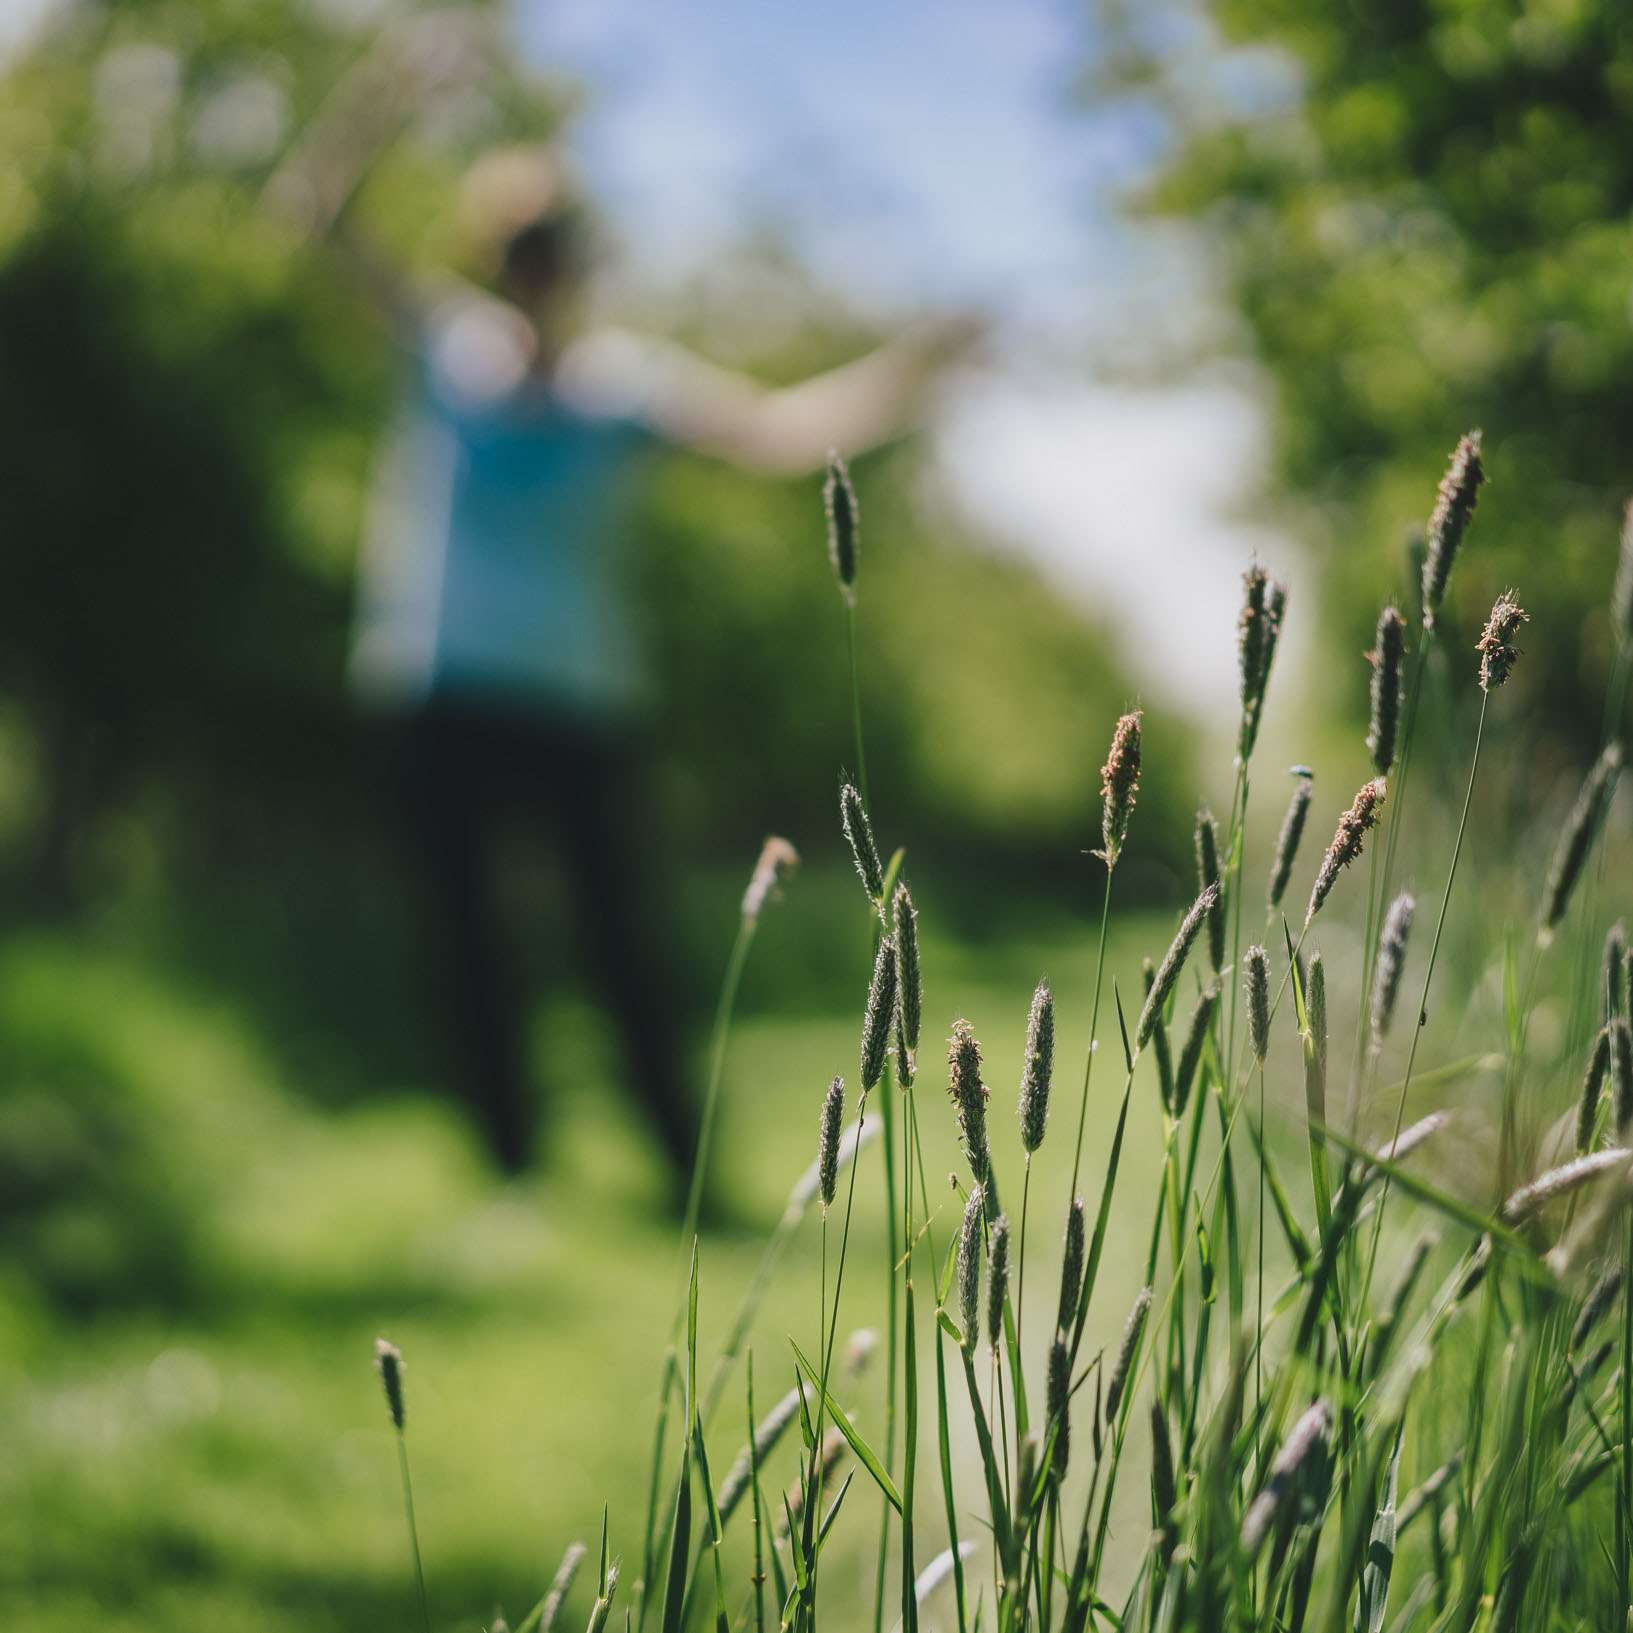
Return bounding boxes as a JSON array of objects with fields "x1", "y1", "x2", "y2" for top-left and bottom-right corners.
[{"x1": 1, "y1": 0, "x2": 1631, "y2": 1627}]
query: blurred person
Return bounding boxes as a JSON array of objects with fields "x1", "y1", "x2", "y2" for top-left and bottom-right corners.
[{"x1": 266, "y1": 26, "x2": 975, "y2": 1182}]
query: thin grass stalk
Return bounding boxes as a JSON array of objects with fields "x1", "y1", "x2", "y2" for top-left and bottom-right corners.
[
  {"x1": 1067, "y1": 876, "x2": 1114, "y2": 1208},
  {"x1": 396, "y1": 1430, "x2": 430, "y2": 1633},
  {"x1": 747, "y1": 1353, "x2": 765, "y2": 1633},
  {"x1": 1361, "y1": 689, "x2": 1489, "y2": 1313}
]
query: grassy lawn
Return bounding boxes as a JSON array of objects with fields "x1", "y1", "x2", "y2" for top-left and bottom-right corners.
[{"x1": 0, "y1": 864, "x2": 1184, "y2": 1632}]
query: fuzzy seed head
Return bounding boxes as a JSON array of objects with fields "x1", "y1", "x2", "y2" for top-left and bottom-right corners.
[
  {"x1": 818, "y1": 1074, "x2": 845, "y2": 1211},
  {"x1": 957, "y1": 1186, "x2": 984, "y2": 1351},
  {"x1": 1578, "y1": 1026, "x2": 1612, "y2": 1154},
  {"x1": 1104, "y1": 1285, "x2": 1153, "y2": 1424},
  {"x1": 1018, "y1": 979, "x2": 1054, "y2": 1152},
  {"x1": 840, "y1": 782, "x2": 885, "y2": 903},
  {"x1": 860, "y1": 936, "x2": 898, "y2": 1093},
  {"x1": 893, "y1": 882, "x2": 922, "y2": 1067},
  {"x1": 1614, "y1": 1019, "x2": 1633, "y2": 1131},
  {"x1": 1046, "y1": 1336, "x2": 1071, "y2": 1481},
  {"x1": 1421, "y1": 430, "x2": 1484, "y2": 625},
  {"x1": 1573, "y1": 1262, "x2": 1623, "y2": 1352},
  {"x1": 375, "y1": 1338, "x2": 405, "y2": 1431},
  {"x1": 1173, "y1": 986, "x2": 1218, "y2": 1122},
  {"x1": 1240, "y1": 1397, "x2": 1333, "y2": 1559},
  {"x1": 1502, "y1": 1147, "x2": 1631, "y2": 1223},
  {"x1": 1541, "y1": 744, "x2": 1623, "y2": 943},
  {"x1": 1142, "y1": 957, "x2": 1176, "y2": 1115},
  {"x1": 742, "y1": 836, "x2": 799, "y2": 927},
  {"x1": 1616, "y1": 498, "x2": 1633, "y2": 645},
  {"x1": 1095, "y1": 711, "x2": 1143, "y2": 870},
  {"x1": 1366, "y1": 604, "x2": 1406, "y2": 775},
  {"x1": 1605, "y1": 922, "x2": 1627, "y2": 1029},
  {"x1": 1057, "y1": 1196, "x2": 1085, "y2": 1335},
  {"x1": 1306, "y1": 778, "x2": 1387, "y2": 928},
  {"x1": 824, "y1": 451, "x2": 858, "y2": 595},
  {"x1": 1370, "y1": 892, "x2": 1416, "y2": 1045},
  {"x1": 1477, "y1": 591, "x2": 1527, "y2": 691},
  {"x1": 948, "y1": 1019, "x2": 993, "y2": 1184},
  {"x1": 1137, "y1": 885, "x2": 1218, "y2": 1052},
  {"x1": 537, "y1": 1541, "x2": 587, "y2": 1633},
  {"x1": 1244, "y1": 944, "x2": 1271, "y2": 1063},
  {"x1": 986, "y1": 1214, "x2": 1010, "y2": 1349},
  {"x1": 1150, "y1": 1402, "x2": 1177, "y2": 1537},
  {"x1": 1238, "y1": 567, "x2": 1288, "y2": 761},
  {"x1": 1267, "y1": 771, "x2": 1314, "y2": 911},
  {"x1": 1195, "y1": 809, "x2": 1225, "y2": 972}
]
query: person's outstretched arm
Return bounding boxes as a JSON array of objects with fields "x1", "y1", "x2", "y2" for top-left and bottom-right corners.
[{"x1": 557, "y1": 314, "x2": 983, "y2": 476}]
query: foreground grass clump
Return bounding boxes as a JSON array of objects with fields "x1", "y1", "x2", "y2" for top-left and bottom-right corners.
[{"x1": 383, "y1": 435, "x2": 1633, "y2": 1630}]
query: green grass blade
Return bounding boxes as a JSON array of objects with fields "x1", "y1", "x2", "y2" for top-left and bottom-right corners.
[
  {"x1": 901, "y1": 1292, "x2": 920, "y2": 1633},
  {"x1": 790, "y1": 1338, "x2": 903, "y2": 1514},
  {"x1": 1354, "y1": 1428, "x2": 1402, "y2": 1633},
  {"x1": 932, "y1": 1326, "x2": 969, "y2": 1633},
  {"x1": 660, "y1": 1455, "x2": 692, "y2": 1633}
]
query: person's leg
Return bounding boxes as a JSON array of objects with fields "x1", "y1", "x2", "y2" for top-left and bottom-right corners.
[
  {"x1": 407, "y1": 705, "x2": 536, "y2": 1173},
  {"x1": 551, "y1": 722, "x2": 699, "y2": 1186}
]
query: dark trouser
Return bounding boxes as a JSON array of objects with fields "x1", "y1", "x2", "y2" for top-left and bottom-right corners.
[{"x1": 404, "y1": 697, "x2": 696, "y2": 1180}]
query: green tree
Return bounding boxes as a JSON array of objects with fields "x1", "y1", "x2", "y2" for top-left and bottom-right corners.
[{"x1": 1103, "y1": 0, "x2": 1633, "y2": 748}]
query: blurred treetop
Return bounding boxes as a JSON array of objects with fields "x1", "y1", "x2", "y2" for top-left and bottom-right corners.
[{"x1": 1098, "y1": 0, "x2": 1633, "y2": 749}]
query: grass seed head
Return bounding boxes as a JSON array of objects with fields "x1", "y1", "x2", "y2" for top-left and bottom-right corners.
[
  {"x1": 1578, "y1": 1026, "x2": 1612, "y2": 1155},
  {"x1": 1095, "y1": 711, "x2": 1143, "y2": 870},
  {"x1": 986, "y1": 1213, "x2": 1010, "y2": 1350},
  {"x1": 823, "y1": 451, "x2": 858, "y2": 596},
  {"x1": 1614, "y1": 1019, "x2": 1633, "y2": 1130},
  {"x1": 1046, "y1": 1335, "x2": 1071, "y2": 1481},
  {"x1": 741, "y1": 836, "x2": 799, "y2": 928},
  {"x1": 538, "y1": 1540, "x2": 587, "y2": 1633},
  {"x1": 893, "y1": 882, "x2": 922, "y2": 1075},
  {"x1": 839, "y1": 782, "x2": 885, "y2": 904},
  {"x1": 1237, "y1": 566, "x2": 1287, "y2": 761},
  {"x1": 1421, "y1": 430, "x2": 1484, "y2": 626},
  {"x1": 1267, "y1": 770, "x2": 1315, "y2": 910},
  {"x1": 1306, "y1": 777, "x2": 1387, "y2": 928},
  {"x1": 1541, "y1": 743, "x2": 1623, "y2": 944},
  {"x1": 1194, "y1": 808, "x2": 1225, "y2": 972},
  {"x1": 1104, "y1": 1285, "x2": 1153, "y2": 1424},
  {"x1": 374, "y1": 1338, "x2": 405, "y2": 1431},
  {"x1": 1502, "y1": 1147, "x2": 1631, "y2": 1224},
  {"x1": 957, "y1": 1186, "x2": 984, "y2": 1351},
  {"x1": 1150, "y1": 1402, "x2": 1177, "y2": 1543},
  {"x1": 1057, "y1": 1195, "x2": 1085, "y2": 1335},
  {"x1": 1142, "y1": 956, "x2": 1176, "y2": 1114},
  {"x1": 948, "y1": 1019, "x2": 993, "y2": 1186},
  {"x1": 1306, "y1": 948, "x2": 1327, "y2": 1082},
  {"x1": 717, "y1": 1387, "x2": 809, "y2": 1524},
  {"x1": 1018, "y1": 978, "x2": 1054, "y2": 1152},
  {"x1": 1366, "y1": 603, "x2": 1407, "y2": 775},
  {"x1": 1605, "y1": 921, "x2": 1627, "y2": 1029},
  {"x1": 860, "y1": 935, "x2": 897, "y2": 1093},
  {"x1": 1137, "y1": 884, "x2": 1218, "y2": 1052},
  {"x1": 1173, "y1": 986, "x2": 1218, "y2": 1122},
  {"x1": 1572, "y1": 1262, "x2": 1623, "y2": 1352},
  {"x1": 818, "y1": 1074, "x2": 844, "y2": 1212},
  {"x1": 1370, "y1": 892, "x2": 1416, "y2": 1045},
  {"x1": 1240, "y1": 1397, "x2": 1333, "y2": 1560},
  {"x1": 1476, "y1": 591, "x2": 1527, "y2": 692},
  {"x1": 1244, "y1": 944, "x2": 1271, "y2": 1063}
]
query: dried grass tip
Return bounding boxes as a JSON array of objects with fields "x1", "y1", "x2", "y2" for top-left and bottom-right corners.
[
  {"x1": 1476, "y1": 591, "x2": 1527, "y2": 691},
  {"x1": 1306, "y1": 778, "x2": 1387, "y2": 928},
  {"x1": 742, "y1": 836, "x2": 799, "y2": 927},
  {"x1": 1421, "y1": 430, "x2": 1484, "y2": 625},
  {"x1": 1095, "y1": 711, "x2": 1143, "y2": 870}
]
